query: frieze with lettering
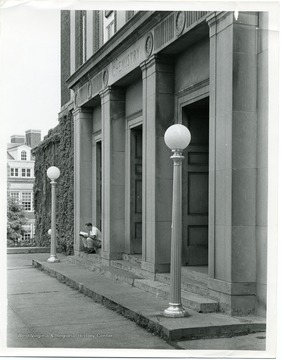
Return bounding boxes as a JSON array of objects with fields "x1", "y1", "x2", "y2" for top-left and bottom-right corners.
[{"x1": 108, "y1": 37, "x2": 146, "y2": 84}]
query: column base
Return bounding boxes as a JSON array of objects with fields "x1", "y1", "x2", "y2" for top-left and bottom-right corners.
[
  {"x1": 47, "y1": 255, "x2": 60, "y2": 263},
  {"x1": 163, "y1": 303, "x2": 188, "y2": 318}
]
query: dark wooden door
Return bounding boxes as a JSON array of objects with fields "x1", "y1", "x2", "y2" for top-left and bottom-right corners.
[
  {"x1": 130, "y1": 127, "x2": 142, "y2": 254},
  {"x1": 182, "y1": 99, "x2": 209, "y2": 266},
  {"x1": 96, "y1": 141, "x2": 102, "y2": 230}
]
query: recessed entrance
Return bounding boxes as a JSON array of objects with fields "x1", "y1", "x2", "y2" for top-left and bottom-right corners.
[
  {"x1": 96, "y1": 141, "x2": 102, "y2": 230},
  {"x1": 182, "y1": 97, "x2": 209, "y2": 266},
  {"x1": 130, "y1": 125, "x2": 142, "y2": 254}
]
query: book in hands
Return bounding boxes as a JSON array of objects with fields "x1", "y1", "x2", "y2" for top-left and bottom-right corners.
[{"x1": 79, "y1": 231, "x2": 88, "y2": 238}]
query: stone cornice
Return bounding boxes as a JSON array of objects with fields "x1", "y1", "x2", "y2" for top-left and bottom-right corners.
[{"x1": 67, "y1": 11, "x2": 170, "y2": 90}]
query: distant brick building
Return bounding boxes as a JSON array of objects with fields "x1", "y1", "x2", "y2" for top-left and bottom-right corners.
[
  {"x1": 58, "y1": 10, "x2": 269, "y2": 317},
  {"x1": 7, "y1": 130, "x2": 41, "y2": 241}
]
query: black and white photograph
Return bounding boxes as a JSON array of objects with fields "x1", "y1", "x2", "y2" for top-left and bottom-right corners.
[{"x1": 0, "y1": 0, "x2": 280, "y2": 358}]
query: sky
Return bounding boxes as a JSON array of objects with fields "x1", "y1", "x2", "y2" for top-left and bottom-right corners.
[{"x1": 0, "y1": 2, "x2": 61, "y2": 144}]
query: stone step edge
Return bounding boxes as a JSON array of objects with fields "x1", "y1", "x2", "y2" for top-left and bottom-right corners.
[
  {"x1": 111, "y1": 259, "x2": 210, "y2": 297},
  {"x1": 32, "y1": 259, "x2": 266, "y2": 342},
  {"x1": 134, "y1": 279, "x2": 219, "y2": 313},
  {"x1": 7, "y1": 247, "x2": 50, "y2": 254},
  {"x1": 113, "y1": 258, "x2": 208, "y2": 285},
  {"x1": 67, "y1": 255, "x2": 142, "y2": 286},
  {"x1": 122, "y1": 253, "x2": 142, "y2": 265},
  {"x1": 68, "y1": 255, "x2": 217, "y2": 312},
  {"x1": 111, "y1": 259, "x2": 155, "y2": 280}
]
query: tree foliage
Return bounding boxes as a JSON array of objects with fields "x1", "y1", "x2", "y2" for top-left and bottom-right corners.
[
  {"x1": 7, "y1": 197, "x2": 28, "y2": 246},
  {"x1": 32, "y1": 112, "x2": 74, "y2": 254}
]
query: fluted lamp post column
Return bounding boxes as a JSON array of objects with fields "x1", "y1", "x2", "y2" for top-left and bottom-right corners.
[
  {"x1": 47, "y1": 166, "x2": 60, "y2": 263},
  {"x1": 164, "y1": 124, "x2": 191, "y2": 317}
]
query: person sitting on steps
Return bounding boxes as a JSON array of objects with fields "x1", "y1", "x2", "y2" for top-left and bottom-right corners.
[{"x1": 80, "y1": 223, "x2": 102, "y2": 254}]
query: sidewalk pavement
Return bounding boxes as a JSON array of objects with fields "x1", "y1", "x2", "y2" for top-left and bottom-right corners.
[
  {"x1": 7, "y1": 252, "x2": 267, "y2": 353},
  {"x1": 7, "y1": 253, "x2": 173, "y2": 350}
]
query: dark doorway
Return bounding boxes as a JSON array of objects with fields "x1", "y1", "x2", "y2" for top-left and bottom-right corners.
[
  {"x1": 182, "y1": 97, "x2": 209, "y2": 266},
  {"x1": 96, "y1": 141, "x2": 102, "y2": 231},
  {"x1": 130, "y1": 126, "x2": 142, "y2": 254}
]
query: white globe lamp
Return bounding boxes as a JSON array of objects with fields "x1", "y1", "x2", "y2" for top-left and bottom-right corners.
[
  {"x1": 164, "y1": 124, "x2": 191, "y2": 151},
  {"x1": 47, "y1": 166, "x2": 60, "y2": 181}
]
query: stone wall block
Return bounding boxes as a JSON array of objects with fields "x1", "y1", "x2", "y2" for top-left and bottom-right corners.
[
  {"x1": 231, "y1": 226, "x2": 256, "y2": 282},
  {"x1": 214, "y1": 224, "x2": 232, "y2": 282},
  {"x1": 232, "y1": 168, "x2": 256, "y2": 226},
  {"x1": 232, "y1": 111, "x2": 257, "y2": 169}
]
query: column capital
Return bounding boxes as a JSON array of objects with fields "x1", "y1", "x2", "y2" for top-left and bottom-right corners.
[
  {"x1": 140, "y1": 54, "x2": 174, "y2": 78},
  {"x1": 140, "y1": 54, "x2": 158, "y2": 73},
  {"x1": 72, "y1": 106, "x2": 93, "y2": 117},
  {"x1": 99, "y1": 86, "x2": 125, "y2": 102}
]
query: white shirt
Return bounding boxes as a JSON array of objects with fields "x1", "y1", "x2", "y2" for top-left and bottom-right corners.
[{"x1": 90, "y1": 226, "x2": 101, "y2": 241}]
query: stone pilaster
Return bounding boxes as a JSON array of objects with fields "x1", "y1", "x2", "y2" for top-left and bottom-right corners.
[
  {"x1": 140, "y1": 55, "x2": 175, "y2": 274},
  {"x1": 207, "y1": 11, "x2": 258, "y2": 315},
  {"x1": 73, "y1": 107, "x2": 93, "y2": 254},
  {"x1": 100, "y1": 86, "x2": 126, "y2": 263}
]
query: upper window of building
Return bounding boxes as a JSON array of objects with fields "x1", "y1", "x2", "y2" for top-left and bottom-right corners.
[
  {"x1": 21, "y1": 168, "x2": 32, "y2": 177},
  {"x1": 107, "y1": 20, "x2": 115, "y2": 40},
  {"x1": 10, "y1": 168, "x2": 19, "y2": 177},
  {"x1": 21, "y1": 150, "x2": 27, "y2": 160}
]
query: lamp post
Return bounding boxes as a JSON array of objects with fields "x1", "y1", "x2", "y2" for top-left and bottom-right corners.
[
  {"x1": 47, "y1": 166, "x2": 60, "y2": 263},
  {"x1": 163, "y1": 124, "x2": 191, "y2": 317}
]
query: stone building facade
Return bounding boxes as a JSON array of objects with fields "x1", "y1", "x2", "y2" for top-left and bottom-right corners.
[{"x1": 59, "y1": 10, "x2": 269, "y2": 316}]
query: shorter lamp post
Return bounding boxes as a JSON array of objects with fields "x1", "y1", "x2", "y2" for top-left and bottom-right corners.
[
  {"x1": 163, "y1": 124, "x2": 191, "y2": 317},
  {"x1": 47, "y1": 166, "x2": 60, "y2": 263}
]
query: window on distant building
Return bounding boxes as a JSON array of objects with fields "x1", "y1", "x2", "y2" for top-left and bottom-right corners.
[
  {"x1": 10, "y1": 192, "x2": 19, "y2": 202},
  {"x1": 21, "y1": 150, "x2": 27, "y2": 160},
  {"x1": 10, "y1": 168, "x2": 19, "y2": 177},
  {"x1": 22, "y1": 169, "x2": 26, "y2": 177},
  {"x1": 22, "y1": 233, "x2": 31, "y2": 241},
  {"x1": 21, "y1": 192, "x2": 32, "y2": 211},
  {"x1": 27, "y1": 169, "x2": 31, "y2": 177},
  {"x1": 22, "y1": 224, "x2": 32, "y2": 241}
]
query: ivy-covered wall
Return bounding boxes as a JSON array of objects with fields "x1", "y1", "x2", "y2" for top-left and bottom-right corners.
[{"x1": 32, "y1": 112, "x2": 74, "y2": 254}]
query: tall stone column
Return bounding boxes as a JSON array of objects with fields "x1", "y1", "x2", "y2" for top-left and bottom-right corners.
[
  {"x1": 73, "y1": 107, "x2": 93, "y2": 254},
  {"x1": 100, "y1": 86, "x2": 126, "y2": 264},
  {"x1": 140, "y1": 55, "x2": 175, "y2": 274},
  {"x1": 207, "y1": 12, "x2": 258, "y2": 314}
]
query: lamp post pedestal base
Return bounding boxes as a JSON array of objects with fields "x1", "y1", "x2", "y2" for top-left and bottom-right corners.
[
  {"x1": 47, "y1": 256, "x2": 60, "y2": 263},
  {"x1": 163, "y1": 303, "x2": 188, "y2": 318}
]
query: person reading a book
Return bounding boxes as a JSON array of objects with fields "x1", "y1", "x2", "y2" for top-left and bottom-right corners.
[{"x1": 80, "y1": 223, "x2": 102, "y2": 254}]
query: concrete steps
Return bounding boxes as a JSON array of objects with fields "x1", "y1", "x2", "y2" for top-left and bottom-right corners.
[
  {"x1": 32, "y1": 256, "x2": 266, "y2": 342},
  {"x1": 156, "y1": 272, "x2": 209, "y2": 297},
  {"x1": 111, "y1": 258, "x2": 218, "y2": 313},
  {"x1": 67, "y1": 254, "x2": 142, "y2": 286},
  {"x1": 134, "y1": 278, "x2": 218, "y2": 313},
  {"x1": 112, "y1": 254, "x2": 213, "y2": 304},
  {"x1": 68, "y1": 252, "x2": 219, "y2": 313}
]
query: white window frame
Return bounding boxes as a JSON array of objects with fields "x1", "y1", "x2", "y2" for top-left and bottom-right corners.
[
  {"x1": 107, "y1": 19, "x2": 115, "y2": 40},
  {"x1": 10, "y1": 168, "x2": 19, "y2": 177},
  {"x1": 10, "y1": 192, "x2": 19, "y2": 202},
  {"x1": 21, "y1": 150, "x2": 27, "y2": 160},
  {"x1": 21, "y1": 192, "x2": 32, "y2": 211}
]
